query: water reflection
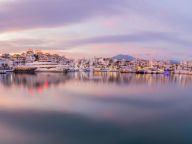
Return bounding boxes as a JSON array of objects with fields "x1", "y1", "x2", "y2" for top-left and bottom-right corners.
[
  {"x1": 0, "y1": 73, "x2": 192, "y2": 144},
  {"x1": 1, "y1": 73, "x2": 192, "y2": 91}
]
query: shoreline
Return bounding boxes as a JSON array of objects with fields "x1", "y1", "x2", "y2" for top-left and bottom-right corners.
[{"x1": 1, "y1": 71, "x2": 192, "y2": 76}]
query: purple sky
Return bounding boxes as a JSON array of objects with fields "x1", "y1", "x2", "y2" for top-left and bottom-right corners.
[{"x1": 0, "y1": 0, "x2": 192, "y2": 59}]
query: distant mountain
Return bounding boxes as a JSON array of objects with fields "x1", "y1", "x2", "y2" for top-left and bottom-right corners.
[{"x1": 112, "y1": 54, "x2": 135, "y2": 61}]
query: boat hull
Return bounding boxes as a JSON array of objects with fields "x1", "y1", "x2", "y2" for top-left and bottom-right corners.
[
  {"x1": 14, "y1": 67, "x2": 37, "y2": 73},
  {"x1": 0, "y1": 70, "x2": 7, "y2": 74}
]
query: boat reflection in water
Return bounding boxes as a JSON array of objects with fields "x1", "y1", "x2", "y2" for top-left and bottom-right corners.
[
  {"x1": 0, "y1": 72, "x2": 192, "y2": 144},
  {"x1": 1, "y1": 72, "x2": 192, "y2": 90}
]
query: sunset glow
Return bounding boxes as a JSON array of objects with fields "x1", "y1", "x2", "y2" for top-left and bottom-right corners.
[{"x1": 0, "y1": 0, "x2": 191, "y2": 59}]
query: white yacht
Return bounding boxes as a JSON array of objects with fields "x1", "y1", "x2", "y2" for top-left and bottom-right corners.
[
  {"x1": 26, "y1": 61, "x2": 68, "y2": 72},
  {"x1": 0, "y1": 60, "x2": 14, "y2": 74},
  {"x1": 0, "y1": 70, "x2": 7, "y2": 74},
  {"x1": 174, "y1": 69, "x2": 192, "y2": 75}
]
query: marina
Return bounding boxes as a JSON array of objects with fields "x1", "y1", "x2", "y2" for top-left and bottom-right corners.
[
  {"x1": 0, "y1": 50, "x2": 192, "y2": 75},
  {"x1": 0, "y1": 0, "x2": 192, "y2": 143}
]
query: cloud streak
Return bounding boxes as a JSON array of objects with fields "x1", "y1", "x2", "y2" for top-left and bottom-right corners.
[
  {"x1": 0, "y1": 0, "x2": 192, "y2": 59},
  {"x1": 0, "y1": 31, "x2": 191, "y2": 59},
  {"x1": 0, "y1": 0, "x2": 128, "y2": 32},
  {"x1": 66, "y1": 32, "x2": 192, "y2": 48}
]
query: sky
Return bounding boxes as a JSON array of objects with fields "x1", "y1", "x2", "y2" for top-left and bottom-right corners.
[{"x1": 0, "y1": 0, "x2": 192, "y2": 59}]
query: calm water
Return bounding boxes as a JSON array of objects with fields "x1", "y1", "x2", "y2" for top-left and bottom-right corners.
[{"x1": 0, "y1": 72, "x2": 192, "y2": 144}]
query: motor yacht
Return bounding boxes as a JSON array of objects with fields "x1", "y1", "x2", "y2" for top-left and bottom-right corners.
[{"x1": 26, "y1": 61, "x2": 68, "y2": 72}]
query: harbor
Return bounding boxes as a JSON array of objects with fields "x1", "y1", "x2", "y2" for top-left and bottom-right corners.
[
  {"x1": 1, "y1": 0, "x2": 192, "y2": 144},
  {"x1": 0, "y1": 50, "x2": 192, "y2": 75}
]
